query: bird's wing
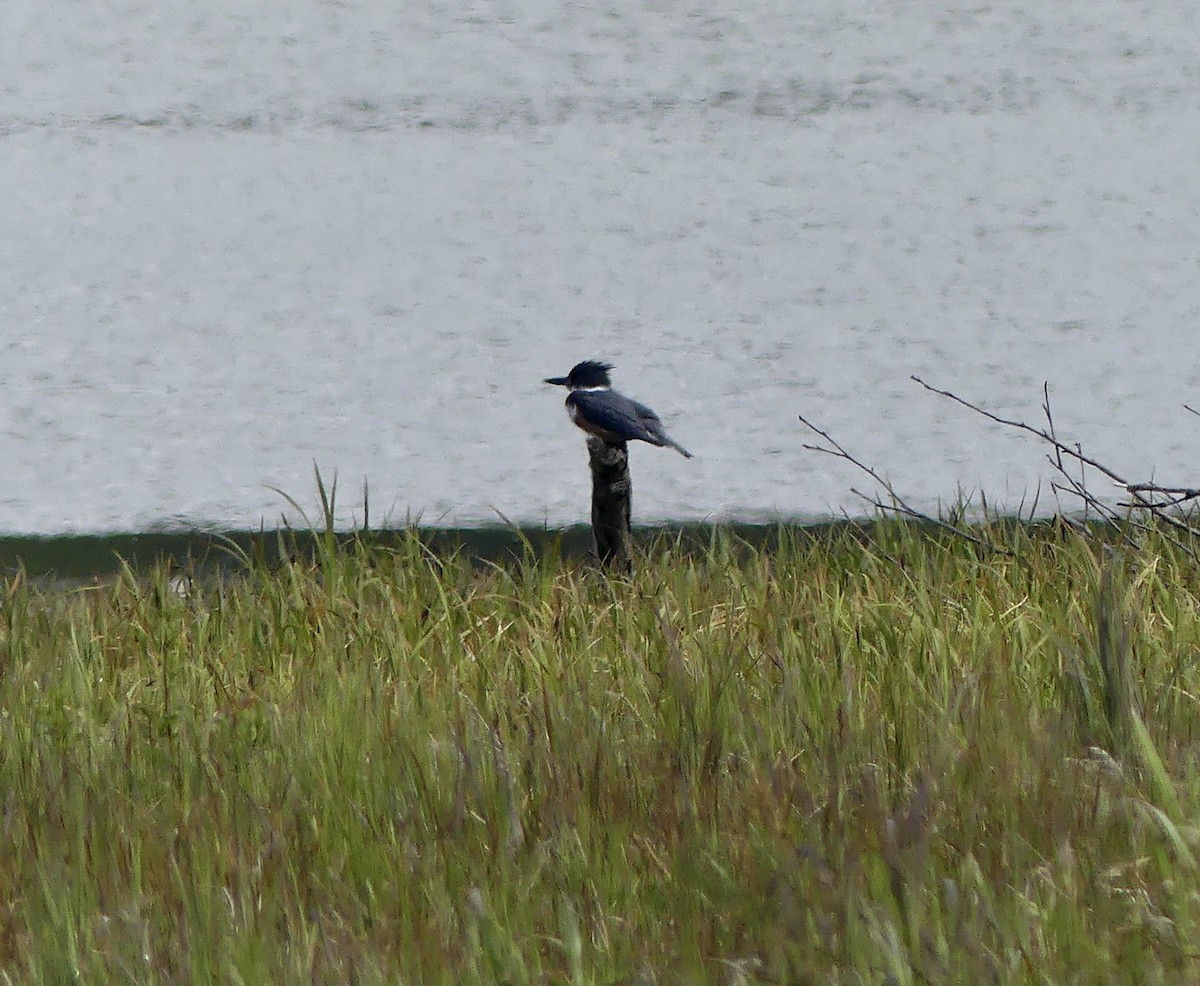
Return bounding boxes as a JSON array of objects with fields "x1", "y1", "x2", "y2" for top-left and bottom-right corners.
[
  {"x1": 571, "y1": 390, "x2": 662, "y2": 443},
  {"x1": 629, "y1": 398, "x2": 664, "y2": 428}
]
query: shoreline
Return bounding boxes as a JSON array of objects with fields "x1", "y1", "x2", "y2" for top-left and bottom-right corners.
[{"x1": 0, "y1": 515, "x2": 1097, "y2": 582}]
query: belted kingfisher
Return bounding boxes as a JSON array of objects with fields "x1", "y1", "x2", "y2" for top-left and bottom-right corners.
[{"x1": 544, "y1": 360, "x2": 692, "y2": 458}]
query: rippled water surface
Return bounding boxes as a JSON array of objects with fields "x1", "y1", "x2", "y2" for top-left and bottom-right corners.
[{"x1": 3, "y1": 0, "x2": 1199, "y2": 532}]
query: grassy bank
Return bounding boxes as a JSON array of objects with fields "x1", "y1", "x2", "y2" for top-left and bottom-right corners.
[
  {"x1": 2, "y1": 521, "x2": 1200, "y2": 983},
  {"x1": 0, "y1": 522, "x2": 800, "y2": 584}
]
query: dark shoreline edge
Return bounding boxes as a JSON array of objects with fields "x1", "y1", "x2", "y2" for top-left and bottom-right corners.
[
  {"x1": 0, "y1": 517, "x2": 1094, "y2": 583},
  {"x1": 0, "y1": 524, "x2": 772, "y2": 581}
]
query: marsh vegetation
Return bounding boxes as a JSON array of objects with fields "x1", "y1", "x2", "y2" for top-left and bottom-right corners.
[{"x1": 2, "y1": 520, "x2": 1199, "y2": 982}]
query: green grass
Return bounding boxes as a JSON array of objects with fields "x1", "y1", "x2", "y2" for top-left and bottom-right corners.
[{"x1": 3, "y1": 519, "x2": 1200, "y2": 983}]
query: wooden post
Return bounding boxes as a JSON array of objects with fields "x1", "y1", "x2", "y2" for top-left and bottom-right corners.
[{"x1": 586, "y1": 437, "x2": 632, "y2": 573}]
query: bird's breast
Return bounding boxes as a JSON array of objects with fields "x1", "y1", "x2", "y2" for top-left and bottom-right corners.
[{"x1": 566, "y1": 398, "x2": 612, "y2": 439}]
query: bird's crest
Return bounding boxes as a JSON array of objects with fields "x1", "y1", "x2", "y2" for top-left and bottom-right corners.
[{"x1": 567, "y1": 360, "x2": 614, "y2": 387}]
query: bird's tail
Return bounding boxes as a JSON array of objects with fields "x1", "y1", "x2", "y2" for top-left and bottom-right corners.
[{"x1": 665, "y1": 436, "x2": 693, "y2": 458}]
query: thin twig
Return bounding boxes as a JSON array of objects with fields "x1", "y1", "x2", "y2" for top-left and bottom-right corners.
[
  {"x1": 798, "y1": 413, "x2": 1008, "y2": 553},
  {"x1": 913, "y1": 376, "x2": 1131, "y2": 489}
]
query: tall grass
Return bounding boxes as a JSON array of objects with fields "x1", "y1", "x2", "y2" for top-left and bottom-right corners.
[{"x1": 2, "y1": 519, "x2": 1200, "y2": 982}]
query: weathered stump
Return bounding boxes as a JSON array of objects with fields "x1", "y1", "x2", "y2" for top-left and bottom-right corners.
[{"x1": 586, "y1": 437, "x2": 632, "y2": 573}]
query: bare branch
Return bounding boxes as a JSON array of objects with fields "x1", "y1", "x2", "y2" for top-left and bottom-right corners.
[
  {"x1": 913, "y1": 375, "x2": 1200, "y2": 554},
  {"x1": 799, "y1": 378, "x2": 1200, "y2": 561},
  {"x1": 1125, "y1": 484, "x2": 1200, "y2": 496},
  {"x1": 798, "y1": 412, "x2": 1010, "y2": 554},
  {"x1": 912, "y1": 376, "x2": 1132, "y2": 489}
]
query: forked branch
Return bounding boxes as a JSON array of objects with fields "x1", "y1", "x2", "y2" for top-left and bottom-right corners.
[
  {"x1": 910, "y1": 376, "x2": 1200, "y2": 551},
  {"x1": 796, "y1": 412, "x2": 1010, "y2": 553},
  {"x1": 800, "y1": 378, "x2": 1200, "y2": 559}
]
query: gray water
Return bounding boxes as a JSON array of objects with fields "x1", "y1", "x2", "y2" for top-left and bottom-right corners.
[{"x1": 3, "y1": 0, "x2": 1199, "y2": 533}]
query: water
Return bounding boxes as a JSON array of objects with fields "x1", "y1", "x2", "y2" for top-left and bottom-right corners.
[{"x1": 3, "y1": 0, "x2": 1199, "y2": 533}]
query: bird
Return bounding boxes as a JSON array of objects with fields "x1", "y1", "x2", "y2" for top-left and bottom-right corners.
[{"x1": 544, "y1": 360, "x2": 692, "y2": 458}]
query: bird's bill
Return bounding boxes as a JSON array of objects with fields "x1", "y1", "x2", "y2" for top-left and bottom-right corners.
[{"x1": 544, "y1": 375, "x2": 571, "y2": 386}]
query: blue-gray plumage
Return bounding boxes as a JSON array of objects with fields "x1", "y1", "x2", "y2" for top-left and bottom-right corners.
[{"x1": 544, "y1": 360, "x2": 692, "y2": 458}]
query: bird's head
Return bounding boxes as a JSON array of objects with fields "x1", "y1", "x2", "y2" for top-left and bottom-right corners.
[{"x1": 544, "y1": 360, "x2": 614, "y2": 390}]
